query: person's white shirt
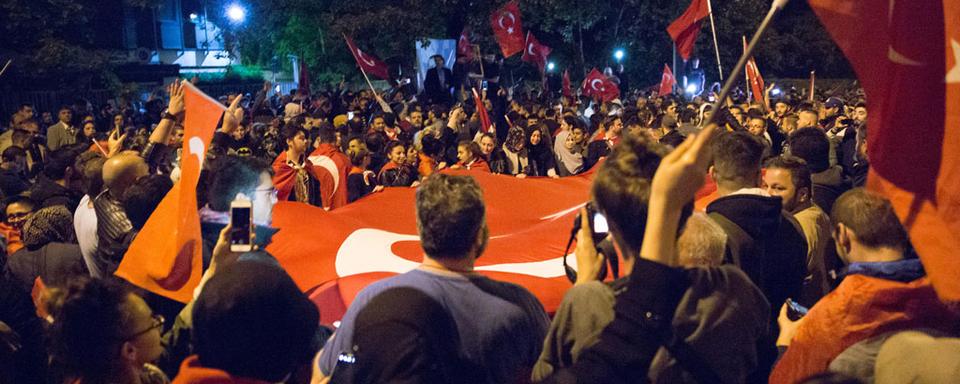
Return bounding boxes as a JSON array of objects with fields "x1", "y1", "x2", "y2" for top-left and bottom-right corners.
[{"x1": 74, "y1": 194, "x2": 102, "y2": 278}]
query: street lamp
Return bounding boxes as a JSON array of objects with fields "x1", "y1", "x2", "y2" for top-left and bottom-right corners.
[
  {"x1": 226, "y1": 3, "x2": 246, "y2": 23},
  {"x1": 547, "y1": 62, "x2": 556, "y2": 72},
  {"x1": 613, "y1": 49, "x2": 625, "y2": 62}
]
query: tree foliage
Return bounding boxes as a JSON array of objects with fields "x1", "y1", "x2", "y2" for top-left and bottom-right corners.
[{"x1": 219, "y1": 0, "x2": 851, "y2": 89}]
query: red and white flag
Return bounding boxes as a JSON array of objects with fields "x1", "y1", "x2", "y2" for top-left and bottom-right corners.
[
  {"x1": 807, "y1": 0, "x2": 960, "y2": 302},
  {"x1": 458, "y1": 27, "x2": 474, "y2": 60},
  {"x1": 666, "y1": 0, "x2": 710, "y2": 61},
  {"x1": 659, "y1": 64, "x2": 676, "y2": 96},
  {"x1": 343, "y1": 35, "x2": 390, "y2": 80},
  {"x1": 473, "y1": 88, "x2": 494, "y2": 134},
  {"x1": 581, "y1": 68, "x2": 619, "y2": 102},
  {"x1": 743, "y1": 36, "x2": 765, "y2": 103},
  {"x1": 521, "y1": 32, "x2": 552, "y2": 73},
  {"x1": 490, "y1": 1, "x2": 525, "y2": 57},
  {"x1": 116, "y1": 83, "x2": 225, "y2": 303}
]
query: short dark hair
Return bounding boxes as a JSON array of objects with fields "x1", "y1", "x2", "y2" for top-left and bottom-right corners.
[
  {"x1": 76, "y1": 151, "x2": 106, "y2": 198},
  {"x1": 764, "y1": 155, "x2": 812, "y2": 194},
  {"x1": 122, "y1": 175, "x2": 173, "y2": 230},
  {"x1": 207, "y1": 156, "x2": 271, "y2": 212},
  {"x1": 384, "y1": 141, "x2": 404, "y2": 157},
  {"x1": 711, "y1": 132, "x2": 764, "y2": 189},
  {"x1": 43, "y1": 148, "x2": 83, "y2": 180},
  {"x1": 49, "y1": 278, "x2": 132, "y2": 382},
  {"x1": 281, "y1": 125, "x2": 306, "y2": 142},
  {"x1": 787, "y1": 127, "x2": 831, "y2": 173},
  {"x1": 2, "y1": 146, "x2": 25, "y2": 163},
  {"x1": 317, "y1": 125, "x2": 337, "y2": 144},
  {"x1": 593, "y1": 134, "x2": 691, "y2": 254},
  {"x1": 415, "y1": 174, "x2": 486, "y2": 259},
  {"x1": 193, "y1": 262, "x2": 318, "y2": 382},
  {"x1": 831, "y1": 188, "x2": 910, "y2": 250}
]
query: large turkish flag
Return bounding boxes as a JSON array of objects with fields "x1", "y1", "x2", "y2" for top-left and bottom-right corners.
[{"x1": 809, "y1": 0, "x2": 960, "y2": 301}]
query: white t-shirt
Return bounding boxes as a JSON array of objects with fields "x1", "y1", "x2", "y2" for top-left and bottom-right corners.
[{"x1": 74, "y1": 194, "x2": 101, "y2": 278}]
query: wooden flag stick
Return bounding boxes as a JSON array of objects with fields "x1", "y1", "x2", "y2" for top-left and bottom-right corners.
[{"x1": 0, "y1": 59, "x2": 12, "y2": 78}]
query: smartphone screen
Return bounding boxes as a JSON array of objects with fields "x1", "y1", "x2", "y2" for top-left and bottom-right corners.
[
  {"x1": 347, "y1": 111, "x2": 355, "y2": 120},
  {"x1": 593, "y1": 212, "x2": 609, "y2": 235},
  {"x1": 230, "y1": 206, "x2": 252, "y2": 249}
]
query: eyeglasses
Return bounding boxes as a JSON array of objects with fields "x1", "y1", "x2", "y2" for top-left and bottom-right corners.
[
  {"x1": 124, "y1": 314, "x2": 164, "y2": 341},
  {"x1": 256, "y1": 187, "x2": 279, "y2": 203}
]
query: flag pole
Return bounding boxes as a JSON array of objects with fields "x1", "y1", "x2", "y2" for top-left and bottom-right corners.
[
  {"x1": 706, "y1": 0, "x2": 724, "y2": 80},
  {"x1": 0, "y1": 59, "x2": 12, "y2": 78},
  {"x1": 706, "y1": 0, "x2": 790, "y2": 126},
  {"x1": 672, "y1": 44, "x2": 678, "y2": 84},
  {"x1": 809, "y1": 70, "x2": 816, "y2": 102},
  {"x1": 742, "y1": 35, "x2": 751, "y2": 101}
]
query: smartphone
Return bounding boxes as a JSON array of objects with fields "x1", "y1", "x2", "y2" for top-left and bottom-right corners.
[
  {"x1": 347, "y1": 111, "x2": 355, "y2": 120},
  {"x1": 785, "y1": 299, "x2": 809, "y2": 321},
  {"x1": 482, "y1": 80, "x2": 489, "y2": 90},
  {"x1": 229, "y1": 199, "x2": 253, "y2": 252}
]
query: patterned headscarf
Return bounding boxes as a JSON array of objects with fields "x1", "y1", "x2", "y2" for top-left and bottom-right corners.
[
  {"x1": 22, "y1": 206, "x2": 75, "y2": 248},
  {"x1": 505, "y1": 126, "x2": 526, "y2": 153}
]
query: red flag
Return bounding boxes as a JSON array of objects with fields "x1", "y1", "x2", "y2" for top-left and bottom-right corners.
[
  {"x1": 268, "y1": 168, "x2": 598, "y2": 321},
  {"x1": 562, "y1": 69, "x2": 572, "y2": 98},
  {"x1": 581, "y1": 69, "x2": 619, "y2": 103},
  {"x1": 659, "y1": 64, "x2": 676, "y2": 96},
  {"x1": 490, "y1": 1, "x2": 525, "y2": 57},
  {"x1": 458, "y1": 27, "x2": 474, "y2": 59},
  {"x1": 521, "y1": 32, "x2": 552, "y2": 73},
  {"x1": 343, "y1": 35, "x2": 390, "y2": 80},
  {"x1": 743, "y1": 37, "x2": 765, "y2": 103},
  {"x1": 666, "y1": 0, "x2": 710, "y2": 61},
  {"x1": 116, "y1": 83, "x2": 225, "y2": 302},
  {"x1": 808, "y1": 0, "x2": 960, "y2": 301},
  {"x1": 472, "y1": 88, "x2": 494, "y2": 134}
]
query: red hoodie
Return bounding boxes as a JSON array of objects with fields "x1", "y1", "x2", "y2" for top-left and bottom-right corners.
[{"x1": 172, "y1": 356, "x2": 271, "y2": 384}]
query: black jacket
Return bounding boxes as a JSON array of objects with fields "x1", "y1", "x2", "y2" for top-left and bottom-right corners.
[
  {"x1": 0, "y1": 169, "x2": 29, "y2": 198},
  {"x1": 28, "y1": 176, "x2": 82, "y2": 211},
  {"x1": 424, "y1": 67, "x2": 454, "y2": 104},
  {"x1": 6, "y1": 242, "x2": 87, "y2": 293},
  {"x1": 706, "y1": 194, "x2": 807, "y2": 321}
]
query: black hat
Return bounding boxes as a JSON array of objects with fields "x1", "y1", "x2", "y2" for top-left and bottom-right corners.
[
  {"x1": 329, "y1": 287, "x2": 481, "y2": 384},
  {"x1": 193, "y1": 261, "x2": 319, "y2": 382}
]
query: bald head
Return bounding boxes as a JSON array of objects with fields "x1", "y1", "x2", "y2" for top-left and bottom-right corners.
[{"x1": 102, "y1": 154, "x2": 148, "y2": 196}]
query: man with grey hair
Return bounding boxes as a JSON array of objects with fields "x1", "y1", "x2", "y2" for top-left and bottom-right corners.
[
  {"x1": 317, "y1": 173, "x2": 550, "y2": 383},
  {"x1": 677, "y1": 212, "x2": 727, "y2": 267}
]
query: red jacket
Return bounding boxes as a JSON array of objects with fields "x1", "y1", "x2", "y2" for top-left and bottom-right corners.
[
  {"x1": 172, "y1": 355, "x2": 271, "y2": 384},
  {"x1": 271, "y1": 151, "x2": 311, "y2": 202},
  {"x1": 307, "y1": 143, "x2": 350, "y2": 210},
  {"x1": 770, "y1": 275, "x2": 960, "y2": 384},
  {"x1": 457, "y1": 157, "x2": 491, "y2": 172}
]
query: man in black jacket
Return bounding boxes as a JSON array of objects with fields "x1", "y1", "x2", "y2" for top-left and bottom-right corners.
[
  {"x1": 423, "y1": 55, "x2": 454, "y2": 106},
  {"x1": 705, "y1": 132, "x2": 807, "y2": 379}
]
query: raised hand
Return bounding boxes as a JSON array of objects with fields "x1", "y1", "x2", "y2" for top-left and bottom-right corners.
[
  {"x1": 107, "y1": 128, "x2": 128, "y2": 158},
  {"x1": 220, "y1": 94, "x2": 244, "y2": 134},
  {"x1": 167, "y1": 79, "x2": 186, "y2": 117}
]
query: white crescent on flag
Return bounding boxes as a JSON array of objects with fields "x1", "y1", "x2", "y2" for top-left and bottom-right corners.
[
  {"x1": 590, "y1": 79, "x2": 603, "y2": 91},
  {"x1": 356, "y1": 49, "x2": 376, "y2": 67}
]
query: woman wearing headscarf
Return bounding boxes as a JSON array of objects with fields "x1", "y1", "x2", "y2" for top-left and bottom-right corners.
[
  {"x1": 554, "y1": 130, "x2": 584, "y2": 176},
  {"x1": 5, "y1": 206, "x2": 87, "y2": 293},
  {"x1": 502, "y1": 126, "x2": 529, "y2": 177},
  {"x1": 525, "y1": 125, "x2": 558, "y2": 178}
]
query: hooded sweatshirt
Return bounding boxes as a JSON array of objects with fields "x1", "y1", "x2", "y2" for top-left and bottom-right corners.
[{"x1": 706, "y1": 192, "x2": 808, "y2": 320}]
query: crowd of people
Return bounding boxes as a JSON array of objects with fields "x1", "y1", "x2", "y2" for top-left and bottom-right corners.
[{"x1": 0, "y1": 61, "x2": 957, "y2": 384}]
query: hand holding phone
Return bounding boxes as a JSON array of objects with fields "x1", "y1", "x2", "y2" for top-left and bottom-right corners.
[
  {"x1": 785, "y1": 299, "x2": 809, "y2": 321},
  {"x1": 230, "y1": 199, "x2": 253, "y2": 252}
]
